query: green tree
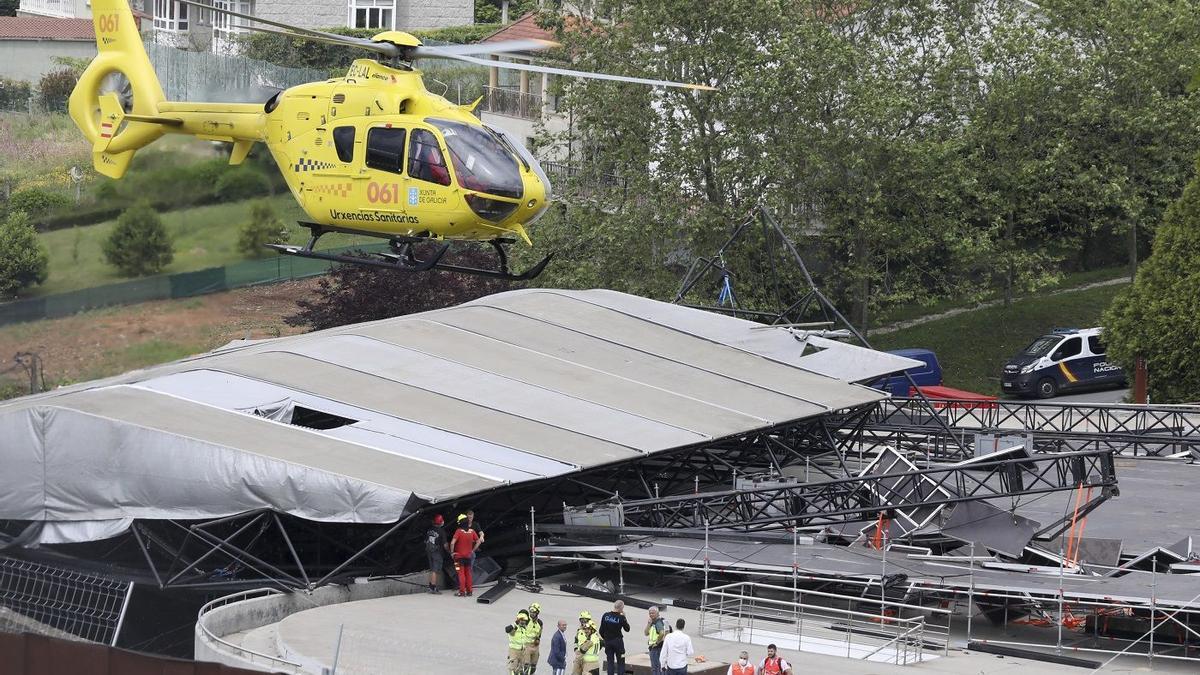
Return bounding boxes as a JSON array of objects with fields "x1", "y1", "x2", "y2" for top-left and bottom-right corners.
[
  {"x1": 534, "y1": 0, "x2": 1200, "y2": 334},
  {"x1": 475, "y1": 0, "x2": 538, "y2": 24},
  {"x1": 103, "y1": 202, "x2": 174, "y2": 277},
  {"x1": 0, "y1": 0, "x2": 18, "y2": 17},
  {"x1": 0, "y1": 211, "x2": 49, "y2": 298},
  {"x1": 1102, "y1": 163, "x2": 1200, "y2": 403},
  {"x1": 538, "y1": 0, "x2": 995, "y2": 330},
  {"x1": 1040, "y1": 0, "x2": 1200, "y2": 281},
  {"x1": 237, "y1": 200, "x2": 290, "y2": 257}
]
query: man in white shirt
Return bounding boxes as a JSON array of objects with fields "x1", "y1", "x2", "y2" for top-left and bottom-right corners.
[{"x1": 661, "y1": 618, "x2": 695, "y2": 675}]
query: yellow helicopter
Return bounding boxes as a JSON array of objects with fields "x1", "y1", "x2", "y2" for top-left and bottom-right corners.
[{"x1": 69, "y1": 0, "x2": 712, "y2": 279}]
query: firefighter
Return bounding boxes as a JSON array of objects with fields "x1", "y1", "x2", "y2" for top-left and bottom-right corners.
[
  {"x1": 505, "y1": 609, "x2": 532, "y2": 675},
  {"x1": 572, "y1": 620, "x2": 600, "y2": 675},
  {"x1": 525, "y1": 602, "x2": 544, "y2": 674},
  {"x1": 450, "y1": 513, "x2": 480, "y2": 596},
  {"x1": 572, "y1": 612, "x2": 593, "y2": 675}
]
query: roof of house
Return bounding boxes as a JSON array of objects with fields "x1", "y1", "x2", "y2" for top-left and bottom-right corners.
[
  {"x1": 481, "y1": 12, "x2": 555, "y2": 45},
  {"x1": 0, "y1": 17, "x2": 94, "y2": 41}
]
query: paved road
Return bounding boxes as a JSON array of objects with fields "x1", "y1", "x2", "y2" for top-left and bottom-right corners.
[{"x1": 1049, "y1": 387, "x2": 1130, "y2": 404}]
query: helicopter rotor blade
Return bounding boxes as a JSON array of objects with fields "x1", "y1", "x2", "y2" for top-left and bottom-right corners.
[
  {"x1": 413, "y1": 39, "x2": 559, "y2": 59},
  {"x1": 229, "y1": 21, "x2": 388, "y2": 52},
  {"x1": 431, "y1": 51, "x2": 716, "y2": 91},
  {"x1": 175, "y1": 0, "x2": 400, "y2": 58}
]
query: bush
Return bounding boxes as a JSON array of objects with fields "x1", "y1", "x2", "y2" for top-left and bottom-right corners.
[
  {"x1": 38, "y1": 69, "x2": 77, "y2": 113},
  {"x1": 0, "y1": 76, "x2": 31, "y2": 112},
  {"x1": 0, "y1": 211, "x2": 49, "y2": 298},
  {"x1": 36, "y1": 204, "x2": 123, "y2": 232},
  {"x1": 103, "y1": 202, "x2": 174, "y2": 277},
  {"x1": 8, "y1": 188, "x2": 71, "y2": 217},
  {"x1": 190, "y1": 157, "x2": 232, "y2": 188},
  {"x1": 215, "y1": 166, "x2": 272, "y2": 201},
  {"x1": 237, "y1": 200, "x2": 289, "y2": 257},
  {"x1": 286, "y1": 245, "x2": 507, "y2": 330}
]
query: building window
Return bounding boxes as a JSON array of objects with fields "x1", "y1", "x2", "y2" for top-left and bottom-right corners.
[
  {"x1": 153, "y1": 0, "x2": 188, "y2": 31},
  {"x1": 349, "y1": 0, "x2": 394, "y2": 29},
  {"x1": 212, "y1": 0, "x2": 253, "y2": 53}
]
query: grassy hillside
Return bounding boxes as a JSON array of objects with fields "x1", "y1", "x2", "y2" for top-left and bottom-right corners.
[
  {"x1": 32, "y1": 195, "x2": 373, "y2": 296},
  {"x1": 871, "y1": 282, "x2": 1129, "y2": 395}
]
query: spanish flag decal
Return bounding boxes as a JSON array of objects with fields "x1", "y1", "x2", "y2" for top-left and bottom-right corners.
[{"x1": 1058, "y1": 362, "x2": 1078, "y2": 383}]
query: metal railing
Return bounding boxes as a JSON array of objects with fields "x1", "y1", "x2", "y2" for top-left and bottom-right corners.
[
  {"x1": 0, "y1": 556, "x2": 133, "y2": 646},
  {"x1": 541, "y1": 160, "x2": 628, "y2": 203},
  {"x1": 195, "y1": 587, "x2": 305, "y2": 672},
  {"x1": 699, "y1": 581, "x2": 950, "y2": 665},
  {"x1": 483, "y1": 85, "x2": 545, "y2": 120}
]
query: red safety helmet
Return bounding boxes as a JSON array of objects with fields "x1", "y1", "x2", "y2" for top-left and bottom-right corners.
[{"x1": 432, "y1": 514, "x2": 444, "y2": 525}]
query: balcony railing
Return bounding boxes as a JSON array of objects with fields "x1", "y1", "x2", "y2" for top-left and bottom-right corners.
[
  {"x1": 483, "y1": 85, "x2": 545, "y2": 121},
  {"x1": 18, "y1": 0, "x2": 75, "y2": 17},
  {"x1": 542, "y1": 160, "x2": 628, "y2": 203}
]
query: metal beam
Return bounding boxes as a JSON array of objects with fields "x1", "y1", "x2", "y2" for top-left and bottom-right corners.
[{"x1": 615, "y1": 450, "x2": 1117, "y2": 531}]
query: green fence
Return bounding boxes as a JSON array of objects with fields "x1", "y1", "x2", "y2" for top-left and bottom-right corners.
[{"x1": 0, "y1": 243, "x2": 389, "y2": 328}]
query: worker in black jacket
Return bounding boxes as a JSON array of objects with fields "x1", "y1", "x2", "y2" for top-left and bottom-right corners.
[{"x1": 599, "y1": 600, "x2": 630, "y2": 675}]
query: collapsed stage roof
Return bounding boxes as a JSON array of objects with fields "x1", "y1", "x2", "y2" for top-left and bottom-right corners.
[{"x1": 0, "y1": 289, "x2": 916, "y2": 544}]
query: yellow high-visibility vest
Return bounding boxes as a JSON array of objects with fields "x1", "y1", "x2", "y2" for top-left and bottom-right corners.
[
  {"x1": 507, "y1": 623, "x2": 528, "y2": 650},
  {"x1": 578, "y1": 633, "x2": 600, "y2": 662}
]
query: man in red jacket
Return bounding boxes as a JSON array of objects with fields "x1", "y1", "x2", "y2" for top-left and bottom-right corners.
[{"x1": 450, "y1": 513, "x2": 480, "y2": 596}]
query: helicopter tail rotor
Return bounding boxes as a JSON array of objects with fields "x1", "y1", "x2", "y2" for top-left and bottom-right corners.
[{"x1": 69, "y1": 0, "x2": 169, "y2": 178}]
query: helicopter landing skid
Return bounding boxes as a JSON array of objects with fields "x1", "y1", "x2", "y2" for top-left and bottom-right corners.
[{"x1": 265, "y1": 226, "x2": 553, "y2": 281}]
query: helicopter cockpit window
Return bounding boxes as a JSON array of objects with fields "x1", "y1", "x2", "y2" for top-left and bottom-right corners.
[
  {"x1": 408, "y1": 129, "x2": 450, "y2": 186},
  {"x1": 427, "y1": 118, "x2": 523, "y2": 198},
  {"x1": 333, "y1": 126, "x2": 355, "y2": 163},
  {"x1": 365, "y1": 127, "x2": 407, "y2": 174}
]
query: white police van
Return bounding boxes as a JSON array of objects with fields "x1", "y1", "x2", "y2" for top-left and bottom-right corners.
[{"x1": 1001, "y1": 327, "x2": 1126, "y2": 399}]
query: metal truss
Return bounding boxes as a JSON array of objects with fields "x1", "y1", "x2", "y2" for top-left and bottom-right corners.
[
  {"x1": 854, "y1": 398, "x2": 1200, "y2": 460},
  {"x1": 613, "y1": 449, "x2": 1117, "y2": 532},
  {"x1": 1, "y1": 409, "x2": 877, "y2": 592}
]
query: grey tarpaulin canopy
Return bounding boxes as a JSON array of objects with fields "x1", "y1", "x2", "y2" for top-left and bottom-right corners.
[{"x1": 0, "y1": 289, "x2": 916, "y2": 544}]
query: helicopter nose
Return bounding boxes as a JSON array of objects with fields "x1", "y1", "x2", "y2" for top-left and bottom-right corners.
[{"x1": 522, "y1": 172, "x2": 550, "y2": 224}]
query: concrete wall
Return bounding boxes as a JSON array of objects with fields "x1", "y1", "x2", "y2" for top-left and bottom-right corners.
[
  {"x1": 396, "y1": 0, "x2": 473, "y2": 30},
  {"x1": 194, "y1": 573, "x2": 427, "y2": 672},
  {"x1": 0, "y1": 40, "x2": 95, "y2": 83},
  {"x1": 252, "y1": 0, "x2": 472, "y2": 31},
  {"x1": 252, "y1": 0, "x2": 347, "y2": 30}
]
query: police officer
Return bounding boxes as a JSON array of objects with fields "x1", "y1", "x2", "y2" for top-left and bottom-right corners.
[
  {"x1": 505, "y1": 609, "x2": 531, "y2": 675},
  {"x1": 599, "y1": 600, "x2": 630, "y2": 675},
  {"x1": 525, "y1": 602, "x2": 545, "y2": 674}
]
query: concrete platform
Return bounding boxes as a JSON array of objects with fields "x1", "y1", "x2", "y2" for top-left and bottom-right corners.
[{"x1": 259, "y1": 582, "x2": 1181, "y2": 674}]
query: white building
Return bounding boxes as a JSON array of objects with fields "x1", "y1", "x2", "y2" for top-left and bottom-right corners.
[
  {"x1": 0, "y1": 16, "x2": 97, "y2": 82},
  {"x1": 17, "y1": 0, "x2": 473, "y2": 52}
]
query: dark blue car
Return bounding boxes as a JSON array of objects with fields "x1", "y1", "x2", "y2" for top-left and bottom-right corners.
[{"x1": 872, "y1": 348, "x2": 944, "y2": 397}]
